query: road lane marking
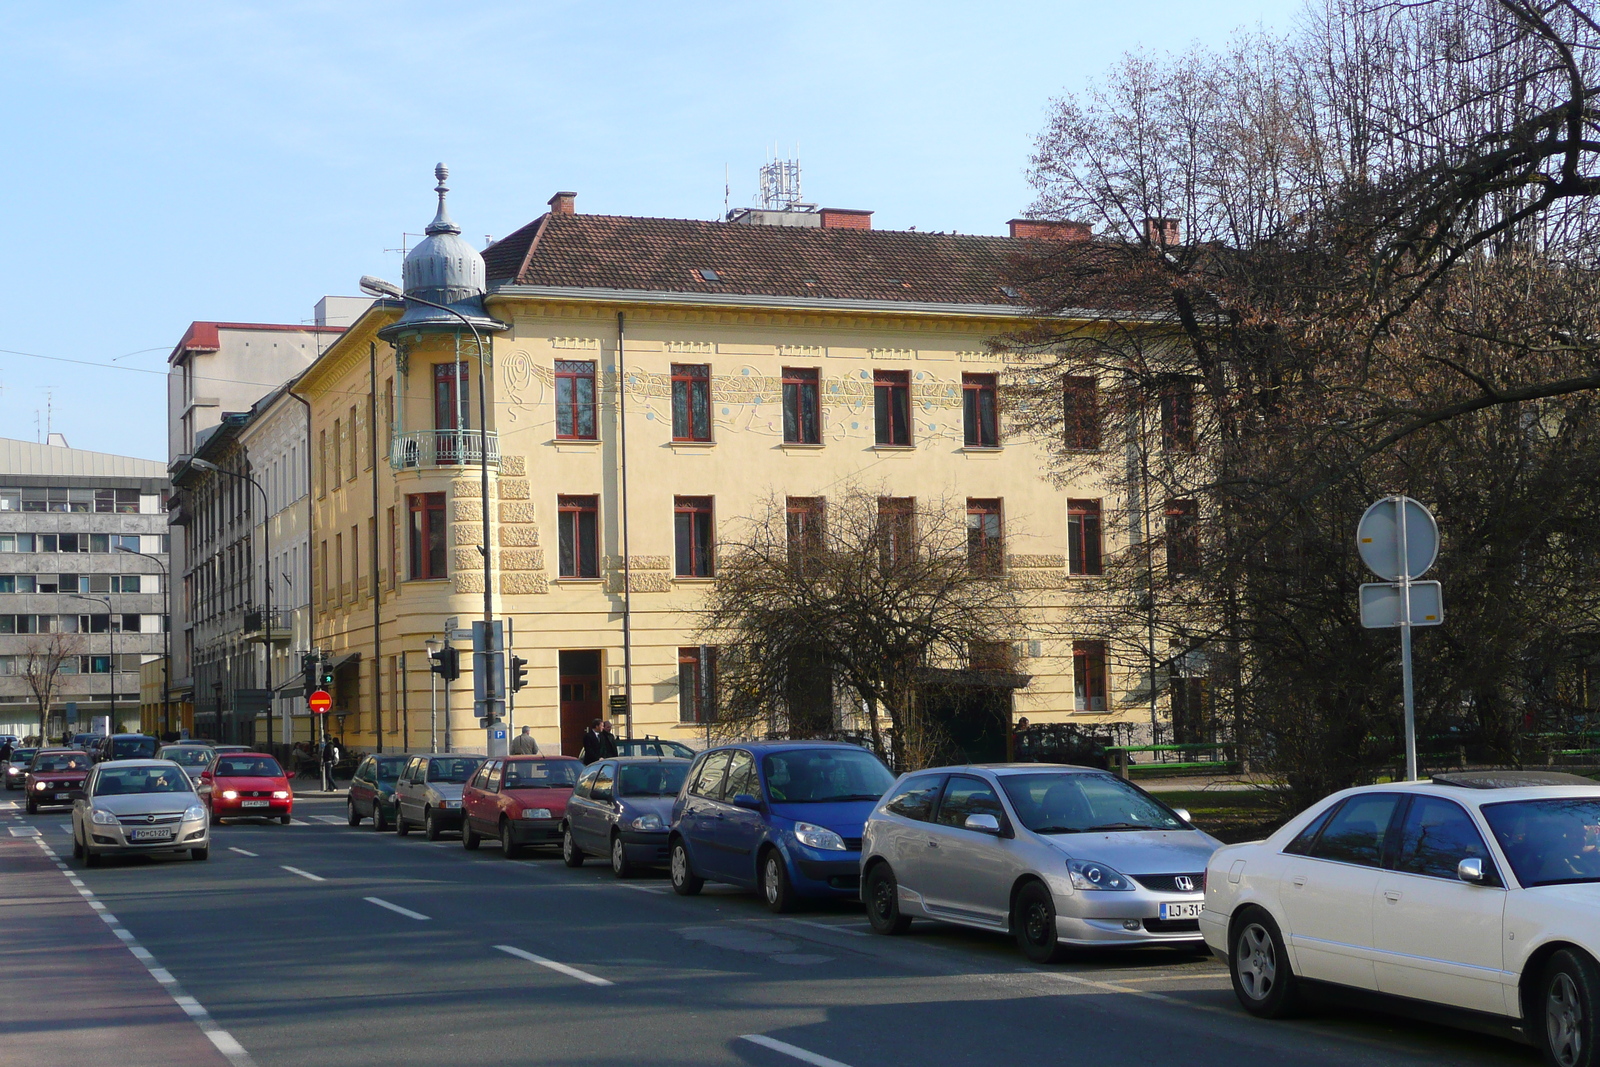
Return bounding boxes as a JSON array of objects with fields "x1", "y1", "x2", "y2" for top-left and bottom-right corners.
[
  {"x1": 288, "y1": 818, "x2": 311, "y2": 825},
  {"x1": 8, "y1": 826, "x2": 39, "y2": 836},
  {"x1": 741, "y1": 1034, "x2": 856, "y2": 1067},
  {"x1": 609, "y1": 882, "x2": 668, "y2": 894},
  {"x1": 311, "y1": 815, "x2": 346, "y2": 824},
  {"x1": 229, "y1": 847, "x2": 259, "y2": 857},
  {"x1": 781, "y1": 919, "x2": 869, "y2": 938},
  {"x1": 494, "y1": 944, "x2": 613, "y2": 987},
  {"x1": 280, "y1": 865, "x2": 326, "y2": 882},
  {"x1": 365, "y1": 896, "x2": 430, "y2": 921}
]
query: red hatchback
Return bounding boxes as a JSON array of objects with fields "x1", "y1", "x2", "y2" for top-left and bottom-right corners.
[
  {"x1": 462, "y1": 756, "x2": 583, "y2": 857},
  {"x1": 200, "y1": 754, "x2": 293, "y2": 824},
  {"x1": 24, "y1": 749, "x2": 92, "y2": 814}
]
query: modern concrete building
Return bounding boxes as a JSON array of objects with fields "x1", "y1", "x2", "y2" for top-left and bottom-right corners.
[{"x1": 0, "y1": 436, "x2": 170, "y2": 739}]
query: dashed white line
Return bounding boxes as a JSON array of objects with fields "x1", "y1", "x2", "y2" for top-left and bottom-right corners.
[
  {"x1": 364, "y1": 896, "x2": 430, "y2": 921},
  {"x1": 228, "y1": 847, "x2": 258, "y2": 857},
  {"x1": 494, "y1": 944, "x2": 613, "y2": 987},
  {"x1": 310, "y1": 815, "x2": 347, "y2": 824},
  {"x1": 781, "y1": 918, "x2": 869, "y2": 938},
  {"x1": 280, "y1": 865, "x2": 325, "y2": 882},
  {"x1": 610, "y1": 882, "x2": 668, "y2": 894},
  {"x1": 741, "y1": 1034, "x2": 856, "y2": 1067}
]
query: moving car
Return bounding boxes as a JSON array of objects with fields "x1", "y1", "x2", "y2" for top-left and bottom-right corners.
[
  {"x1": 71, "y1": 759, "x2": 209, "y2": 865},
  {"x1": 199, "y1": 753, "x2": 293, "y2": 824},
  {"x1": 462, "y1": 755, "x2": 584, "y2": 857},
  {"x1": 614, "y1": 736, "x2": 697, "y2": 760},
  {"x1": 91, "y1": 734, "x2": 160, "y2": 764},
  {"x1": 564, "y1": 757, "x2": 690, "y2": 876},
  {"x1": 1202, "y1": 771, "x2": 1600, "y2": 1067},
  {"x1": 156, "y1": 744, "x2": 216, "y2": 785},
  {"x1": 347, "y1": 753, "x2": 415, "y2": 831},
  {"x1": 70, "y1": 732, "x2": 102, "y2": 751},
  {"x1": 862, "y1": 764, "x2": 1219, "y2": 960},
  {"x1": 669, "y1": 741, "x2": 896, "y2": 911},
  {"x1": 394, "y1": 754, "x2": 484, "y2": 840},
  {"x1": 24, "y1": 749, "x2": 93, "y2": 814},
  {"x1": 6, "y1": 747, "x2": 39, "y2": 790}
]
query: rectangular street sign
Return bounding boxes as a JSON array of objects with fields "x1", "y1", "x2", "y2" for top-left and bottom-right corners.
[
  {"x1": 1359, "y1": 581, "x2": 1444, "y2": 629},
  {"x1": 471, "y1": 620, "x2": 504, "y2": 652},
  {"x1": 473, "y1": 651, "x2": 504, "y2": 701}
]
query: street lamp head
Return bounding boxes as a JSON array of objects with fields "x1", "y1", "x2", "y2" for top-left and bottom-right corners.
[
  {"x1": 424, "y1": 638, "x2": 442, "y2": 654},
  {"x1": 360, "y1": 275, "x2": 404, "y2": 300},
  {"x1": 189, "y1": 457, "x2": 221, "y2": 473}
]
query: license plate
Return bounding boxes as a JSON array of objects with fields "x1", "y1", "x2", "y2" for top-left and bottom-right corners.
[
  {"x1": 54, "y1": 793, "x2": 69, "y2": 799},
  {"x1": 130, "y1": 828, "x2": 173, "y2": 841},
  {"x1": 241, "y1": 800, "x2": 269, "y2": 808},
  {"x1": 1160, "y1": 901, "x2": 1204, "y2": 921}
]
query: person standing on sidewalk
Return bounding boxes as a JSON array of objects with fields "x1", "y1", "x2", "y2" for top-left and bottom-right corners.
[
  {"x1": 598, "y1": 720, "x2": 619, "y2": 759},
  {"x1": 509, "y1": 726, "x2": 539, "y2": 755},
  {"x1": 321, "y1": 737, "x2": 340, "y2": 791}
]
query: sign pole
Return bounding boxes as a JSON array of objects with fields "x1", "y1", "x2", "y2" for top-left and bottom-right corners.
[{"x1": 1395, "y1": 496, "x2": 1418, "y2": 782}]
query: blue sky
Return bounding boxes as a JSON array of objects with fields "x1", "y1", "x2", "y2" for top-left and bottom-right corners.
[{"x1": 0, "y1": 0, "x2": 1301, "y2": 461}]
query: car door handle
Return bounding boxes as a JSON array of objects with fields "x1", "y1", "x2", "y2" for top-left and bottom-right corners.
[
  {"x1": 927, "y1": 840, "x2": 939, "y2": 848},
  {"x1": 1384, "y1": 890, "x2": 1402, "y2": 903},
  {"x1": 1291, "y1": 876, "x2": 1306, "y2": 888}
]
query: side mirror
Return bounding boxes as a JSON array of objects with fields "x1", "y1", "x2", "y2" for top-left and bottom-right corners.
[
  {"x1": 1173, "y1": 808, "x2": 1193, "y2": 824},
  {"x1": 964, "y1": 813, "x2": 1002, "y2": 834},
  {"x1": 1457, "y1": 857, "x2": 1486, "y2": 884},
  {"x1": 732, "y1": 793, "x2": 762, "y2": 810}
]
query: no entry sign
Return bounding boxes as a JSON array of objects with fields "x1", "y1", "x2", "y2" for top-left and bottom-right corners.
[{"x1": 308, "y1": 689, "x2": 332, "y2": 715}]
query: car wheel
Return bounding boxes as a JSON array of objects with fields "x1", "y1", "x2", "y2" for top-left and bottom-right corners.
[
  {"x1": 1014, "y1": 880, "x2": 1067, "y2": 964},
  {"x1": 1229, "y1": 908, "x2": 1299, "y2": 1018},
  {"x1": 864, "y1": 862, "x2": 912, "y2": 935},
  {"x1": 1539, "y1": 949, "x2": 1600, "y2": 1067},
  {"x1": 562, "y1": 825, "x2": 585, "y2": 867},
  {"x1": 373, "y1": 804, "x2": 389, "y2": 833},
  {"x1": 395, "y1": 807, "x2": 410, "y2": 836},
  {"x1": 670, "y1": 839, "x2": 703, "y2": 896},
  {"x1": 347, "y1": 800, "x2": 361, "y2": 827},
  {"x1": 191, "y1": 846, "x2": 209, "y2": 861},
  {"x1": 279, "y1": 815, "x2": 291, "y2": 825},
  {"x1": 71, "y1": 827, "x2": 83, "y2": 860},
  {"x1": 84, "y1": 847, "x2": 100, "y2": 868},
  {"x1": 500, "y1": 820, "x2": 521, "y2": 859},
  {"x1": 26, "y1": 799, "x2": 36, "y2": 815},
  {"x1": 610, "y1": 833, "x2": 632, "y2": 878},
  {"x1": 424, "y1": 808, "x2": 443, "y2": 841},
  {"x1": 462, "y1": 818, "x2": 481, "y2": 851},
  {"x1": 761, "y1": 849, "x2": 796, "y2": 914}
]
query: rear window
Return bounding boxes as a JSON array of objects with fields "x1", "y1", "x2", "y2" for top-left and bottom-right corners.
[
  {"x1": 215, "y1": 757, "x2": 284, "y2": 777},
  {"x1": 503, "y1": 760, "x2": 582, "y2": 789},
  {"x1": 426, "y1": 757, "x2": 483, "y2": 783},
  {"x1": 376, "y1": 757, "x2": 407, "y2": 781},
  {"x1": 112, "y1": 737, "x2": 159, "y2": 759},
  {"x1": 618, "y1": 762, "x2": 690, "y2": 797}
]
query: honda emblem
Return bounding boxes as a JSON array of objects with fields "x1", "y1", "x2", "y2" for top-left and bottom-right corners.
[{"x1": 1174, "y1": 875, "x2": 1195, "y2": 892}]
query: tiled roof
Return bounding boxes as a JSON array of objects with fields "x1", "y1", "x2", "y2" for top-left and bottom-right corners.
[{"x1": 484, "y1": 213, "x2": 1059, "y2": 308}]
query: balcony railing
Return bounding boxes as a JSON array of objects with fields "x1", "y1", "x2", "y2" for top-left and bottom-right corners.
[
  {"x1": 244, "y1": 608, "x2": 294, "y2": 646},
  {"x1": 391, "y1": 429, "x2": 501, "y2": 471}
]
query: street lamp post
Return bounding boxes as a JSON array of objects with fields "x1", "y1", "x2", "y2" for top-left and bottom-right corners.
[
  {"x1": 68, "y1": 593, "x2": 115, "y2": 731},
  {"x1": 115, "y1": 546, "x2": 170, "y2": 738},
  {"x1": 190, "y1": 458, "x2": 274, "y2": 748}
]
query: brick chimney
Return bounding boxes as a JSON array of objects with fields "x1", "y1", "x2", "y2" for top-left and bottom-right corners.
[
  {"x1": 1144, "y1": 217, "x2": 1180, "y2": 246},
  {"x1": 1008, "y1": 218, "x2": 1092, "y2": 242},
  {"x1": 548, "y1": 191, "x2": 578, "y2": 216},
  {"x1": 819, "y1": 208, "x2": 872, "y2": 230}
]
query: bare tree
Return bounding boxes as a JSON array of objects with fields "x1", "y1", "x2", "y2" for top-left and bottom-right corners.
[
  {"x1": 19, "y1": 633, "x2": 80, "y2": 740},
  {"x1": 695, "y1": 488, "x2": 1031, "y2": 771}
]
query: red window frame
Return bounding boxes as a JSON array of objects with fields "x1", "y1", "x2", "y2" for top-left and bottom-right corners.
[
  {"x1": 1165, "y1": 499, "x2": 1200, "y2": 575},
  {"x1": 782, "y1": 367, "x2": 821, "y2": 444},
  {"x1": 874, "y1": 369, "x2": 912, "y2": 446},
  {"x1": 406, "y1": 493, "x2": 447, "y2": 580},
  {"x1": 679, "y1": 646, "x2": 716, "y2": 724},
  {"x1": 555, "y1": 360, "x2": 597, "y2": 440},
  {"x1": 1067, "y1": 499, "x2": 1103, "y2": 575},
  {"x1": 1074, "y1": 641, "x2": 1108, "y2": 711},
  {"x1": 1063, "y1": 376, "x2": 1100, "y2": 451},
  {"x1": 671, "y1": 364, "x2": 712, "y2": 442},
  {"x1": 786, "y1": 497, "x2": 825, "y2": 565},
  {"x1": 558, "y1": 495, "x2": 600, "y2": 577},
  {"x1": 674, "y1": 496, "x2": 715, "y2": 577},
  {"x1": 1160, "y1": 376, "x2": 1196, "y2": 452},
  {"x1": 963, "y1": 373, "x2": 999, "y2": 447},
  {"x1": 877, "y1": 497, "x2": 915, "y2": 569},
  {"x1": 966, "y1": 498, "x2": 1003, "y2": 575}
]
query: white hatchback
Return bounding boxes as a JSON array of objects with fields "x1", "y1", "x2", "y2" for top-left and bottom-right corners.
[{"x1": 1202, "y1": 771, "x2": 1600, "y2": 1067}]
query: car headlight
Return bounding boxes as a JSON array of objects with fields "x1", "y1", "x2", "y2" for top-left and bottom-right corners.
[
  {"x1": 272, "y1": 790, "x2": 289, "y2": 799},
  {"x1": 629, "y1": 813, "x2": 663, "y2": 831},
  {"x1": 221, "y1": 790, "x2": 238, "y2": 800},
  {"x1": 520, "y1": 808, "x2": 552, "y2": 820},
  {"x1": 436, "y1": 799, "x2": 451, "y2": 808},
  {"x1": 6, "y1": 766, "x2": 17, "y2": 776},
  {"x1": 33, "y1": 781, "x2": 48, "y2": 791},
  {"x1": 90, "y1": 808, "x2": 119, "y2": 826},
  {"x1": 184, "y1": 805, "x2": 206, "y2": 821},
  {"x1": 1067, "y1": 859, "x2": 1135, "y2": 891},
  {"x1": 793, "y1": 822, "x2": 847, "y2": 851}
]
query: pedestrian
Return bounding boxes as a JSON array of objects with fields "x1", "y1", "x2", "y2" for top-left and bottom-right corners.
[
  {"x1": 0, "y1": 738, "x2": 11, "y2": 764},
  {"x1": 579, "y1": 719, "x2": 604, "y2": 764},
  {"x1": 321, "y1": 736, "x2": 340, "y2": 791},
  {"x1": 598, "y1": 719, "x2": 619, "y2": 759},
  {"x1": 509, "y1": 726, "x2": 539, "y2": 755}
]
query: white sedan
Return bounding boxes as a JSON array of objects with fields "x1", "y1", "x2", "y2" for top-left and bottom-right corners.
[{"x1": 1202, "y1": 771, "x2": 1600, "y2": 1067}]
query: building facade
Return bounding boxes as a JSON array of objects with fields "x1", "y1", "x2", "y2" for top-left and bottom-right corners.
[{"x1": 0, "y1": 436, "x2": 170, "y2": 739}]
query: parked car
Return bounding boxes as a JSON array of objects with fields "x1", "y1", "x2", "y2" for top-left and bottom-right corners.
[
  {"x1": 5, "y1": 747, "x2": 39, "y2": 790},
  {"x1": 614, "y1": 736, "x2": 698, "y2": 760},
  {"x1": 669, "y1": 741, "x2": 895, "y2": 911},
  {"x1": 24, "y1": 749, "x2": 93, "y2": 814},
  {"x1": 462, "y1": 755, "x2": 584, "y2": 857},
  {"x1": 208, "y1": 745, "x2": 254, "y2": 756},
  {"x1": 91, "y1": 734, "x2": 161, "y2": 764},
  {"x1": 862, "y1": 764, "x2": 1219, "y2": 960},
  {"x1": 71, "y1": 759, "x2": 209, "y2": 865},
  {"x1": 198, "y1": 753, "x2": 293, "y2": 824},
  {"x1": 347, "y1": 753, "x2": 416, "y2": 831},
  {"x1": 1203, "y1": 770, "x2": 1600, "y2": 1066},
  {"x1": 70, "y1": 732, "x2": 102, "y2": 751},
  {"x1": 394, "y1": 754, "x2": 484, "y2": 840},
  {"x1": 565, "y1": 757, "x2": 691, "y2": 876},
  {"x1": 156, "y1": 744, "x2": 216, "y2": 785}
]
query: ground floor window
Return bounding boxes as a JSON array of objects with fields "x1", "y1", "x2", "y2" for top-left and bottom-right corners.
[
  {"x1": 1074, "y1": 640, "x2": 1108, "y2": 711},
  {"x1": 679, "y1": 646, "x2": 716, "y2": 723}
]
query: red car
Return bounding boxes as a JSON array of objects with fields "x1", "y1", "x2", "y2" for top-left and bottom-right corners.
[
  {"x1": 200, "y1": 753, "x2": 293, "y2": 824},
  {"x1": 461, "y1": 756, "x2": 583, "y2": 857},
  {"x1": 24, "y1": 748, "x2": 92, "y2": 814}
]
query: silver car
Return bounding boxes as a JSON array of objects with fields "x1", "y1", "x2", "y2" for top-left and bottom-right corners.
[
  {"x1": 861, "y1": 764, "x2": 1221, "y2": 962},
  {"x1": 394, "y1": 753, "x2": 485, "y2": 840},
  {"x1": 156, "y1": 744, "x2": 216, "y2": 785},
  {"x1": 71, "y1": 759, "x2": 210, "y2": 866}
]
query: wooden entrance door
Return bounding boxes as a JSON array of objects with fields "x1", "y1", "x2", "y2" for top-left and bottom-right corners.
[{"x1": 558, "y1": 650, "x2": 602, "y2": 757}]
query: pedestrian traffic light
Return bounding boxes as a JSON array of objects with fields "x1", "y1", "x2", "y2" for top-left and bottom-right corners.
[
  {"x1": 509, "y1": 654, "x2": 528, "y2": 693},
  {"x1": 319, "y1": 655, "x2": 335, "y2": 688},
  {"x1": 429, "y1": 645, "x2": 460, "y2": 682}
]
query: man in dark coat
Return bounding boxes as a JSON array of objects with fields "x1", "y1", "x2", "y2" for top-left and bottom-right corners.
[
  {"x1": 579, "y1": 719, "x2": 604, "y2": 764},
  {"x1": 598, "y1": 720, "x2": 619, "y2": 759}
]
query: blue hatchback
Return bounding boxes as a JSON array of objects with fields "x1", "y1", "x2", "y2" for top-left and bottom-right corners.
[{"x1": 669, "y1": 741, "x2": 896, "y2": 911}]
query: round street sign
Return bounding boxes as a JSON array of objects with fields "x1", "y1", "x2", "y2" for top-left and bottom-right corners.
[
  {"x1": 308, "y1": 689, "x2": 332, "y2": 715},
  {"x1": 1357, "y1": 496, "x2": 1439, "y2": 581}
]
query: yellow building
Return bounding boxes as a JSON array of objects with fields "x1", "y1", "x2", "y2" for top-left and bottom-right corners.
[{"x1": 299, "y1": 173, "x2": 1146, "y2": 758}]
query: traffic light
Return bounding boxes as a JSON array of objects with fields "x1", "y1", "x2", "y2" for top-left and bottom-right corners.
[
  {"x1": 319, "y1": 655, "x2": 335, "y2": 688},
  {"x1": 301, "y1": 653, "x2": 318, "y2": 694},
  {"x1": 509, "y1": 654, "x2": 528, "y2": 693},
  {"x1": 429, "y1": 645, "x2": 460, "y2": 682}
]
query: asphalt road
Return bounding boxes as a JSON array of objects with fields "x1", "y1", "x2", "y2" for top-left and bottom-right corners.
[{"x1": 0, "y1": 793, "x2": 1541, "y2": 1067}]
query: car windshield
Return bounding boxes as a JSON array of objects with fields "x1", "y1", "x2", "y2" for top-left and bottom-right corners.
[
  {"x1": 761, "y1": 749, "x2": 894, "y2": 803},
  {"x1": 96, "y1": 767, "x2": 193, "y2": 795},
  {"x1": 32, "y1": 753, "x2": 89, "y2": 773},
  {"x1": 112, "y1": 738, "x2": 159, "y2": 759},
  {"x1": 1483, "y1": 797, "x2": 1600, "y2": 887},
  {"x1": 10, "y1": 749, "x2": 38, "y2": 764},
  {"x1": 503, "y1": 760, "x2": 582, "y2": 789},
  {"x1": 158, "y1": 747, "x2": 214, "y2": 767},
  {"x1": 427, "y1": 758, "x2": 482, "y2": 783},
  {"x1": 619, "y1": 762, "x2": 690, "y2": 797},
  {"x1": 376, "y1": 757, "x2": 407, "y2": 782},
  {"x1": 999, "y1": 772, "x2": 1185, "y2": 833},
  {"x1": 215, "y1": 757, "x2": 283, "y2": 778}
]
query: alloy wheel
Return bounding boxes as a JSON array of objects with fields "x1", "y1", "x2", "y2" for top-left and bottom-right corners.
[
  {"x1": 1549, "y1": 971, "x2": 1585, "y2": 1067},
  {"x1": 764, "y1": 855, "x2": 781, "y2": 905},
  {"x1": 1235, "y1": 923, "x2": 1277, "y2": 1002}
]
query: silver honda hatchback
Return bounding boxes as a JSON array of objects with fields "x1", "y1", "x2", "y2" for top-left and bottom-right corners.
[{"x1": 860, "y1": 764, "x2": 1221, "y2": 961}]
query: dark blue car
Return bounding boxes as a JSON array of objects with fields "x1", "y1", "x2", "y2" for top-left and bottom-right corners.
[{"x1": 669, "y1": 741, "x2": 896, "y2": 911}]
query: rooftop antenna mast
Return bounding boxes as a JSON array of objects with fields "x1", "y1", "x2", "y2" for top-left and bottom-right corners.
[{"x1": 758, "y1": 147, "x2": 803, "y2": 210}]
